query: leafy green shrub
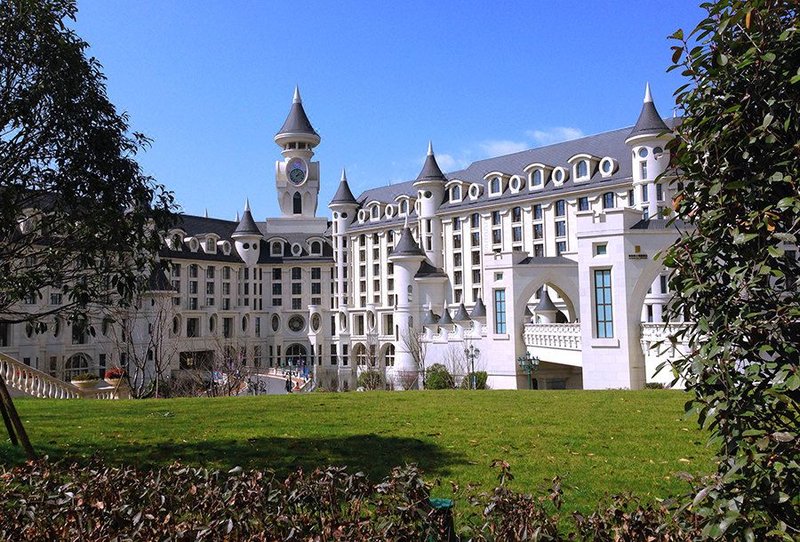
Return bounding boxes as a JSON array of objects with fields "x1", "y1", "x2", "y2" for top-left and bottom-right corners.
[
  {"x1": 357, "y1": 369, "x2": 384, "y2": 391},
  {"x1": 460, "y1": 371, "x2": 488, "y2": 390},
  {"x1": 425, "y1": 363, "x2": 454, "y2": 389},
  {"x1": 644, "y1": 382, "x2": 665, "y2": 390}
]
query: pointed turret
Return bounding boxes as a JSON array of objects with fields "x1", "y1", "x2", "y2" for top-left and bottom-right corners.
[
  {"x1": 626, "y1": 83, "x2": 670, "y2": 143},
  {"x1": 470, "y1": 296, "x2": 487, "y2": 320},
  {"x1": 329, "y1": 168, "x2": 359, "y2": 207},
  {"x1": 533, "y1": 288, "x2": 559, "y2": 324},
  {"x1": 414, "y1": 141, "x2": 447, "y2": 184},
  {"x1": 389, "y1": 226, "x2": 426, "y2": 259},
  {"x1": 232, "y1": 200, "x2": 263, "y2": 267},
  {"x1": 453, "y1": 303, "x2": 471, "y2": 323},
  {"x1": 438, "y1": 305, "x2": 454, "y2": 328},
  {"x1": 274, "y1": 86, "x2": 320, "y2": 147},
  {"x1": 232, "y1": 199, "x2": 262, "y2": 238}
]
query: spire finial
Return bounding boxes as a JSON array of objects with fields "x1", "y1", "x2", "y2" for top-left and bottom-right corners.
[
  {"x1": 644, "y1": 82, "x2": 653, "y2": 103},
  {"x1": 427, "y1": 140, "x2": 433, "y2": 156},
  {"x1": 293, "y1": 85, "x2": 301, "y2": 104},
  {"x1": 244, "y1": 198, "x2": 251, "y2": 212},
  {"x1": 404, "y1": 213, "x2": 409, "y2": 229},
  {"x1": 204, "y1": 208, "x2": 208, "y2": 218},
  {"x1": 236, "y1": 211, "x2": 240, "y2": 222},
  {"x1": 340, "y1": 167, "x2": 347, "y2": 182}
]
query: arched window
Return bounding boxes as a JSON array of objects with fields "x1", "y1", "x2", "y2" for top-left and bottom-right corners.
[
  {"x1": 286, "y1": 344, "x2": 307, "y2": 366},
  {"x1": 293, "y1": 192, "x2": 302, "y2": 214},
  {"x1": 271, "y1": 241, "x2": 282, "y2": 256},
  {"x1": 602, "y1": 192, "x2": 615, "y2": 209},
  {"x1": 577, "y1": 160, "x2": 588, "y2": 178},
  {"x1": 532, "y1": 169, "x2": 543, "y2": 186},
  {"x1": 490, "y1": 177, "x2": 501, "y2": 194},
  {"x1": 310, "y1": 241, "x2": 322, "y2": 255},
  {"x1": 371, "y1": 206, "x2": 379, "y2": 219},
  {"x1": 451, "y1": 185, "x2": 461, "y2": 201},
  {"x1": 65, "y1": 353, "x2": 90, "y2": 380},
  {"x1": 383, "y1": 344, "x2": 395, "y2": 367},
  {"x1": 400, "y1": 200, "x2": 408, "y2": 215}
]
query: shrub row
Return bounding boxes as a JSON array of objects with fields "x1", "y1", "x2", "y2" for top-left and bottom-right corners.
[{"x1": 0, "y1": 458, "x2": 740, "y2": 540}]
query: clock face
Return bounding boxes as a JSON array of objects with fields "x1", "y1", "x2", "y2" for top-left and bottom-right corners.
[{"x1": 287, "y1": 158, "x2": 307, "y2": 185}]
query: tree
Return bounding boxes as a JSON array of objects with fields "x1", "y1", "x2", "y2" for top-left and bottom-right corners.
[
  {"x1": 0, "y1": 0, "x2": 176, "y2": 330},
  {"x1": 108, "y1": 291, "x2": 177, "y2": 398},
  {"x1": 665, "y1": 2, "x2": 799, "y2": 538},
  {"x1": 424, "y1": 364, "x2": 454, "y2": 390},
  {"x1": 399, "y1": 325, "x2": 427, "y2": 389}
]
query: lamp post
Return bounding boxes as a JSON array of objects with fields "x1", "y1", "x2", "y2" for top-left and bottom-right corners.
[
  {"x1": 464, "y1": 343, "x2": 481, "y2": 390},
  {"x1": 517, "y1": 351, "x2": 540, "y2": 390}
]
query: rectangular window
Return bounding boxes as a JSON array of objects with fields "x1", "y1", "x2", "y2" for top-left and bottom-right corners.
[
  {"x1": 533, "y1": 204, "x2": 542, "y2": 220},
  {"x1": 556, "y1": 241, "x2": 567, "y2": 256},
  {"x1": 292, "y1": 298, "x2": 302, "y2": 310},
  {"x1": 291, "y1": 268, "x2": 301, "y2": 280},
  {"x1": 534, "y1": 244, "x2": 544, "y2": 257},
  {"x1": 641, "y1": 185, "x2": 649, "y2": 202},
  {"x1": 0, "y1": 322, "x2": 10, "y2": 347},
  {"x1": 640, "y1": 161, "x2": 648, "y2": 178},
  {"x1": 492, "y1": 229, "x2": 502, "y2": 244},
  {"x1": 512, "y1": 226, "x2": 522, "y2": 242},
  {"x1": 472, "y1": 270, "x2": 481, "y2": 283},
  {"x1": 311, "y1": 267, "x2": 321, "y2": 280},
  {"x1": 292, "y1": 283, "x2": 302, "y2": 295},
  {"x1": 594, "y1": 269, "x2": 613, "y2": 338},
  {"x1": 628, "y1": 189, "x2": 635, "y2": 206},
  {"x1": 660, "y1": 274, "x2": 668, "y2": 294},
  {"x1": 453, "y1": 234, "x2": 461, "y2": 249},
  {"x1": 272, "y1": 283, "x2": 282, "y2": 295},
  {"x1": 595, "y1": 243, "x2": 608, "y2": 255},
  {"x1": 453, "y1": 253, "x2": 462, "y2": 267},
  {"x1": 312, "y1": 282, "x2": 321, "y2": 295},
  {"x1": 533, "y1": 223, "x2": 543, "y2": 239},
  {"x1": 223, "y1": 318, "x2": 233, "y2": 338},
  {"x1": 471, "y1": 232, "x2": 480, "y2": 246},
  {"x1": 491, "y1": 211, "x2": 501, "y2": 226},
  {"x1": 454, "y1": 271, "x2": 462, "y2": 285},
  {"x1": 472, "y1": 251, "x2": 480, "y2": 265},
  {"x1": 512, "y1": 207, "x2": 522, "y2": 223},
  {"x1": 555, "y1": 220, "x2": 566, "y2": 237},
  {"x1": 206, "y1": 266, "x2": 215, "y2": 279},
  {"x1": 656, "y1": 183, "x2": 664, "y2": 201},
  {"x1": 273, "y1": 268, "x2": 282, "y2": 280},
  {"x1": 186, "y1": 318, "x2": 199, "y2": 338},
  {"x1": 470, "y1": 213, "x2": 480, "y2": 228},
  {"x1": 578, "y1": 197, "x2": 589, "y2": 211},
  {"x1": 493, "y1": 289, "x2": 507, "y2": 334}
]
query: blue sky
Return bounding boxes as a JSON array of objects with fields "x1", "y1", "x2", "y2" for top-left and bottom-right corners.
[{"x1": 73, "y1": 1, "x2": 704, "y2": 221}]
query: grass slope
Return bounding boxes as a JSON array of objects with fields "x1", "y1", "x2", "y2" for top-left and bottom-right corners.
[{"x1": 1, "y1": 390, "x2": 714, "y2": 512}]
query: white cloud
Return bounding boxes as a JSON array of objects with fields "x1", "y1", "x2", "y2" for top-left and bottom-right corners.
[
  {"x1": 478, "y1": 139, "x2": 529, "y2": 158},
  {"x1": 525, "y1": 127, "x2": 585, "y2": 147},
  {"x1": 433, "y1": 153, "x2": 470, "y2": 171}
]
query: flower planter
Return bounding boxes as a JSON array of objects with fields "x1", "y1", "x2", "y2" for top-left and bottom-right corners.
[
  {"x1": 71, "y1": 379, "x2": 98, "y2": 390},
  {"x1": 104, "y1": 378, "x2": 122, "y2": 387}
]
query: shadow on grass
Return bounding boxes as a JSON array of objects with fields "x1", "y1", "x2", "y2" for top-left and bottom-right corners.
[{"x1": 3, "y1": 434, "x2": 467, "y2": 481}]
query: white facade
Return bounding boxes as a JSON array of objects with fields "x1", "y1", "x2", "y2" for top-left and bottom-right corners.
[{"x1": 0, "y1": 85, "x2": 689, "y2": 391}]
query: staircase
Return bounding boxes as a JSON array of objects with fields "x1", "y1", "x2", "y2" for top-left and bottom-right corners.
[{"x1": 0, "y1": 353, "x2": 126, "y2": 399}]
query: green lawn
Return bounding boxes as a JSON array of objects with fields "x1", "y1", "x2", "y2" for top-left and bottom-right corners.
[{"x1": 1, "y1": 390, "x2": 714, "y2": 512}]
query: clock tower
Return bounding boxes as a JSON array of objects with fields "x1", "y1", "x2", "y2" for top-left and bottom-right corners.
[{"x1": 274, "y1": 86, "x2": 321, "y2": 217}]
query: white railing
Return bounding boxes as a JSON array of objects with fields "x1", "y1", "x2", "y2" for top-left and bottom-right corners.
[
  {"x1": 0, "y1": 353, "x2": 125, "y2": 399},
  {"x1": 523, "y1": 323, "x2": 582, "y2": 351},
  {"x1": 640, "y1": 322, "x2": 692, "y2": 358}
]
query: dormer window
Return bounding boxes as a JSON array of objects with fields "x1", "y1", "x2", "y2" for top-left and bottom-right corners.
[
  {"x1": 310, "y1": 241, "x2": 322, "y2": 255},
  {"x1": 400, "y1": 200, "x2": 409, "y2": 215},
  {"x1": 532, "y1": 170, "x2": 542, "y2": 187},
  {"x1": 271, "y1": 241, "x2": 283, "y2": 256},
  {"x1": 205, "y1": 238, "x2": 216, "y2": 253},
  {"x1": 576, "y1": 160, "x2": 588, "y2": 179},
  {"x1": 370, "y1": 206, "x2": 380, "y2": 220},
  {"x1": 451, "y1": 184, "x2": 461, "y2": 201},
  {"x1": 509, "y1": 176, "x2": 522, "y2": 193},
  {"x1": 489, "y1": 177, "x2": 502, "y2": 195},
  {"x1": 468, "y1": 184, "x2": 481, "y2": 200},
  {"x1": 599, "y1": 157, "x2": 617, "y2": 178}
]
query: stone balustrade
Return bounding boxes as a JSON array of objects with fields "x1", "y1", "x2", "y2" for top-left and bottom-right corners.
[
  {"x1": 0, "y1": 353, "x2": 125, "y2": 399},
  {"x1": 523, "y1": 323, "x2": 582, "y2": 351}
]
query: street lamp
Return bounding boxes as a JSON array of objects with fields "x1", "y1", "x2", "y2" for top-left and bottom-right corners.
[
  {"x1": 517, "y1": 351, "x2": 540, "y2": 390},
  {"x1": 464, "y1": 343, "x2": 481, "y2": 390}
]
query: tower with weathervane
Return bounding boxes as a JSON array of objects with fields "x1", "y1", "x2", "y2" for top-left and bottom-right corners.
[{"x1": 274, "y1": 86, "x2": 321, "y2": 217}]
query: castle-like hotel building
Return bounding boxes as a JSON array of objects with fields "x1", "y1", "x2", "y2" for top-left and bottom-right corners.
[{"x1": 1, "y1": 86, "x2": 688, "y2": 391}]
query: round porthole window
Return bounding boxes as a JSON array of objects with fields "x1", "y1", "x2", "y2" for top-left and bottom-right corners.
[
  {"x1": 638, "y1": 147, "x2": 649, "y2": 158},
  {"x1": 341, "y1": 212, "x2": 348, "y2": 219},
  {"x1": 653, "y1": 146, "x2": 664, "y2": 158},
  {"x1": 358, "y1": 210, "x2": 366, "y2": 222},
  {"x1": 333, "y1": 212, "x2": 338, "y2": 219},
  {"x1": 311, "y1": 313, "x2": 321, "y2": 332},
  {"x1": 509, "y1": 176, "x2": 522, "y2": 192},
  {"x1": 291, "y1": 243, "x2": 302, "y2": 256},
  {"x1": 469, "y1": 184, "x2": 480, "y2": 199},
  {"x1": 242, "y1": 242, "x2": 249, "y2": 249},
  {"x1": 424, "y1": 190, "x2": 432, "y2": 198},
  {"x1": 552, "y1": 167, "x2": 566, "y2": 184},
  {"x1": 385, "y1": 205, "x2": 395, "y2": 218},
  {"x1": 272, "y1": 314, "x2": 280, "y2": 332},
  {"x1": 288, "y1": 315, "x2": 305, "y2": 332}
]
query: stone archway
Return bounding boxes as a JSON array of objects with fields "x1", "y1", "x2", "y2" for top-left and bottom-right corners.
[{"x1": 285, "y1": 343, "x2": 307, "y2": 367}]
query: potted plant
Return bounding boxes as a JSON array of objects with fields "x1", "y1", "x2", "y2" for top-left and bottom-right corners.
[
  {"x1": 104, "y1": 367, "x2": 125, "y2": 386},
  {"x1": 71, "y1": 372, "x2": 99, "y2": 389}
]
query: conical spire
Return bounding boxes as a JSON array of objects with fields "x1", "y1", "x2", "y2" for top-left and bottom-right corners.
[
  {"x1": 438, "y1": 305, "x2": 453, "y2": 326},
  {"x1": 232, "y1": 200, "x2": 262, "y2": 237},
  {"x1": 535, "y1": 288, "x2": 558, "y2": 312},
  {"x1": 275, "y1": 86, "x2": 320, "y2": 144},
  {"x1": 470, "y1": 296, "x2": 487, "y2": 319},
  {"x1": 330, "y1": 168, "x2": 358, "y2": 206},
  {"x1": 453, "y1": 303, "x2": 471, "y2": 322},
  {"x1": 626, "y1": 83, "x2": 670, "y2": 142},
  {"x1": 389, "y1": 225, "x2": 425, "y2": 258},
  {"x1": 414, "y1": 141, "x2": 446, "y2": 183}
]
